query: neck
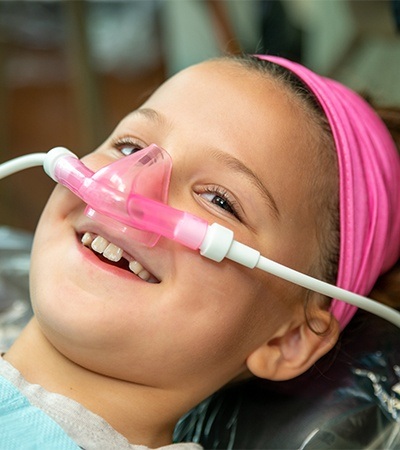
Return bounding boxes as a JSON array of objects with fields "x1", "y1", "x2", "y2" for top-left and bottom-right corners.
[{"x1": 4, "y1": 318, "x2": 191, "y2": 448}]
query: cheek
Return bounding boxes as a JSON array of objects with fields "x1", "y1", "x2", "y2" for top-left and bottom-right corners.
[
  {"x1": 50, "y1": 263, "x2": 258, "y2": 384},
  {"x1": 143, "y1": 263, "x2": 277, "y2": 363}
]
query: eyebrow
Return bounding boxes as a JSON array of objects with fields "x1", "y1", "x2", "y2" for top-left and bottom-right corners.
[
  {"x1": 131, "y1": 108, "x2": 280, "y2": 218},
  {"x1": 131, "y1": 107, "x2": 166, "y2": 125}
]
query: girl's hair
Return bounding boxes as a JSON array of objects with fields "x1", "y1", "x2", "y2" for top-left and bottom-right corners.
[{"x1": 225, "y1": 54, "x2": 400, "y2": 313}]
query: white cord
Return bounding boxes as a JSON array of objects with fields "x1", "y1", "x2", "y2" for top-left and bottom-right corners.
[
  {"x1": 201, "y1": 223, "x2": 400, "y2": 328},
  {"x1": 0, "y1": 153, "x2": 46, "y2": 179},
  {"x1": 255, "y1": 254, "x2": 400, "y2": 328}
]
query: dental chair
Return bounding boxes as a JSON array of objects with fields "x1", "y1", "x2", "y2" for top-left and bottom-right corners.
[{"x1": 174, "y1": 303, "x2": 400, "y2": 449}]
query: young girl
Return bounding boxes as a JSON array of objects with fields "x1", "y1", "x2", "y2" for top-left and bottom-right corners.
[{"x1": 0, "y1": 54, "x2": 399, "y2": 449}]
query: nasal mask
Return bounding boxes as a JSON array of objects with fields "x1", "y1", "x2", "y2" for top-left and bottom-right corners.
[{"x1": 1, "y1": 146, "x2": 400, "y2": 328}]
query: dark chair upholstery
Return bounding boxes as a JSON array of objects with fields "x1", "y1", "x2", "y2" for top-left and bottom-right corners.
[{"x1": 175, "y1": 310, "x2": 400, "y2": 449}]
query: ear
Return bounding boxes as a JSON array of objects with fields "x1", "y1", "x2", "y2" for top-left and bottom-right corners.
[{"x1": 246, "y1": 309, "x2": 340, "y2": 381}]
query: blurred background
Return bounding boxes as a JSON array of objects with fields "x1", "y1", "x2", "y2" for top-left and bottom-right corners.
[{"x1": 0, "y1": 0, "x2": 399, "y2": 232}]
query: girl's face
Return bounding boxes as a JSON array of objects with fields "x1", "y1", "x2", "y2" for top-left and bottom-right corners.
[{"x1": 30, "y1": 60, "x2": 323, "y2": 399}]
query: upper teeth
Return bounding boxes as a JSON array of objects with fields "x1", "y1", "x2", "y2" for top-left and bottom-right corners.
[{"x1": 81, "y1": 232, "x2": 157, "y2": 283}]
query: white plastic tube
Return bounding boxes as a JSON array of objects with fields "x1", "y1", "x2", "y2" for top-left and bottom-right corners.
[
  {"x1": 255, "y1": 255, "x2": 400, "y2": 328},
  {"x1": 200, "y1": 223, "x2": 400, "y2": 328},
  {"x1": 0, "y1": 153, "x2": 46, "y2": 179}
]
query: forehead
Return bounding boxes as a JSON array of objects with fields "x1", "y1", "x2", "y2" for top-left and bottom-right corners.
[
  {"x1": 141, "y1": 59, "x2": 319, "y2": 178},
  {"x1": 146, "y1": 59, "x2": 295, "y2": 127}
]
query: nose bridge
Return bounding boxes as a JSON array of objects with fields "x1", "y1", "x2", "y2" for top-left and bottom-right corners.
[
  {"x1": 131, "y1": 144, "x2": 173, "y2": 204},
  {"x1": 92, "y1": 144, "x2": 172, "y2": 204}
]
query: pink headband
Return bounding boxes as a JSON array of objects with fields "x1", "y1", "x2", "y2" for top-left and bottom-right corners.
[{"x1": 256, "y1": 55, "x2": 400, "y2": 329}]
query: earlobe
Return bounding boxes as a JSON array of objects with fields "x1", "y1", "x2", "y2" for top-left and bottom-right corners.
[{"x1": 246, "y1": 311, "x2": 340, "y2": 381}]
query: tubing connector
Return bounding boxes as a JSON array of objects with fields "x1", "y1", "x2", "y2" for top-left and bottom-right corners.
[
  {"x1": 43, "y1": 147, "x2": 79, "y2": 181},
  {"x1": 200, "y1": 223, "x2": 260, "y2": 267}
]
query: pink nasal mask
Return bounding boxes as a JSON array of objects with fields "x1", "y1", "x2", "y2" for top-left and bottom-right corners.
[{"x1": 45, "y1": 145, "x2": 208, "y2": 248}]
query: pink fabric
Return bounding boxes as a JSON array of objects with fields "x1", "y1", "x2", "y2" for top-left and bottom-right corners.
[{"x1": 256, "y1": 55, "x2": 400, "y2": 329}]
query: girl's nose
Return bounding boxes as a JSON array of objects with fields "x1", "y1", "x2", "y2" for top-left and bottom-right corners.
[
  {"x1": 86, "y1": 144, "x2": 173, "y2": 246},
  {"x1": 92, "y1": 144, "x2": 173, "y2": 204}
]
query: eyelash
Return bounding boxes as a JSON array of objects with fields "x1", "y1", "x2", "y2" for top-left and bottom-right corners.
[
  {"x1": 199, "y1": 185, "x2": 241, "y2": 220},
  {"x1": 112, "y1": 137, "x2": 241, "y2": 221},
  {"x1": 112, "y1": 137, "x2": 145, "y2": 156}
]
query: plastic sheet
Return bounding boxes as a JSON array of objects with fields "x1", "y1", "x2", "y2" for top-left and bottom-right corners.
[
  {"x1": 174, "y1": 310, "x2": 400, "y2": 449},
  {"x1": 0, "y1": 227, "x2": 33, "y2": 353}
]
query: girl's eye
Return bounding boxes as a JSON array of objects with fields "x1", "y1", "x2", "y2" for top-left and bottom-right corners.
[
  {"x1": 113, "y1": 138, "x2": 145, "y2": 156},
  {"x1": 199, "y1": 186, "x2": 241, "y2": 220}
]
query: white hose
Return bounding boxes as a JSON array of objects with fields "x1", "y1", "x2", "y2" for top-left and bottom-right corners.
[
  {"x1": 0, "y1": 153, "x2": 46, "y2": 179},
  {"x1": 255, "y1": 255, "x2": 400, "y2": 328},
  {"x1": 201, "y1": 224, "x2": 400, "y2": 329}
]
